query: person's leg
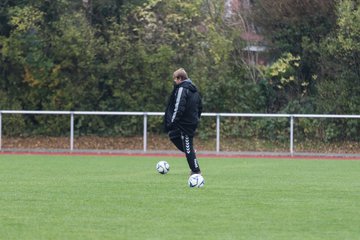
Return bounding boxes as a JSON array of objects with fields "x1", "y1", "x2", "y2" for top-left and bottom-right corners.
[
  {"x1": 168, "y1": 128, "x2": 184, "y2": 152},
  {"x1": 181, "y1": 133, "x2": 201, "y2": 174}
]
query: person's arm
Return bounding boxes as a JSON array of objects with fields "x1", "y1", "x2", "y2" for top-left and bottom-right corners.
[{"x1": 170, "y1": 87, "x2": 188, "y2": 125}]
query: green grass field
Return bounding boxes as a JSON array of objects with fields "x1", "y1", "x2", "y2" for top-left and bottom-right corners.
[{"x1": 0, "y1": 154, "x2": 359, "y2": 240}]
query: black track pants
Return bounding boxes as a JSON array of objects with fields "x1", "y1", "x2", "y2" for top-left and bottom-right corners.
[{"x1": 168, "y1": 129, "x2": 201, "y2": 173}]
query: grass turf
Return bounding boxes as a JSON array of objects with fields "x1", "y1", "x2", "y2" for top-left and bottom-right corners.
[{"x1": 0, "y1": 154, "x2": 359, "y2": 240}]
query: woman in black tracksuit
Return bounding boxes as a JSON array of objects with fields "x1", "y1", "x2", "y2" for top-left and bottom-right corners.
[{"x1": 164, "y1": 68, "x2": 203, "y2": 175}]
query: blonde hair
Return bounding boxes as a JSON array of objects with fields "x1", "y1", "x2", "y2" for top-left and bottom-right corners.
[{"x1": 173, "y1": 68, "x2": 188, "y2": 80}]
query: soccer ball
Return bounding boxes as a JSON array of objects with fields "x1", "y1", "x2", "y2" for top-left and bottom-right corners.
[
  {"x1": 188, "y1": 174, "x2": 205, "y2": 188},
  {"x1": 156, "y1": 161, "x2": 170, "y2": 174}
]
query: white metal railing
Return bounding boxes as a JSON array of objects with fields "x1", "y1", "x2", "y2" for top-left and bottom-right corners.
[{"x1": 1, "y1": 110, "x2": 360, "y2": 154}]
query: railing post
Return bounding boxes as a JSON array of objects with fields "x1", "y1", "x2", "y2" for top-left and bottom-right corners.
[
  {"x1": 70, "y1": 112, "x2": 74, "y2": 151},
  {"x1": 290, "y1": 115, "x2": 294, "y2": 156},
  {"x1": 0, "y1": 112, "x2": 2, "y2": 150},
  {"x1": 143, "y1": 113, "x2": 147, "y2": 152},
  {"x1": 216, "y1": 113, "x2": 220, "y2": 153}
]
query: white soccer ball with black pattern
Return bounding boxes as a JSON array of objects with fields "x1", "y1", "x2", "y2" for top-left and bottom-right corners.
[
  {"x1": 156, "y1": 161, "x2": 170, "y2": 174},
  {"x1": 188, "y1": 174, "x2": 205, "y2": 188}
]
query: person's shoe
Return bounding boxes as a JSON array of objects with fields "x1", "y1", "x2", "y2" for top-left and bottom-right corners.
[{"x1": 189, "y1": 170, "x2": 202, "y2": 176}]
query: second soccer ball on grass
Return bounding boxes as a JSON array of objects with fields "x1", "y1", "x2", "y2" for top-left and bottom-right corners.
[{"x1": 156, "y1": 161, "x2": 170, "y2": 174}]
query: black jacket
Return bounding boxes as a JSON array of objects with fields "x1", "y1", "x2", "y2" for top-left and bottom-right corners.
[{"x1": 164, "y1": 79, "x2": 202, "y2": 136}]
